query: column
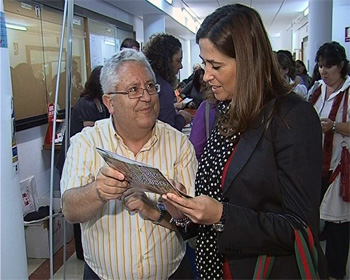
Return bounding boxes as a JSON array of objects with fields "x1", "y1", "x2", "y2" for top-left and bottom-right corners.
[
  {"x1": 308, "y1": 0, "x2": 333, "y2": 71},
  {"x1": 143, "y1": 14, "x2": 165, "y2": 44}
]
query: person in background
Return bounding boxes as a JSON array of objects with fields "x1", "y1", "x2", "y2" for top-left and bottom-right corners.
[
  {"x1": 309, "y1": 41, "x2": 350, "y2": 280},
  {"x1": 120, "y1": 37, "x2": 140, "y2": 51},
  {"x1": 277, "y1": 50, "x2": 308, "y2": 100},
  {"x1": 143, "y1": 33, "x2": 192, "y2": 131},
  {"x1": 56, "y1": 65, "x2": 109, "y2": 260},
  {"x1": 308, "y1": 63, "x2": 322, "y2": 99},
  {"x1": 296, "y1": 59, "x2": 312, "y2": 89},
  {"x1": 189, "y1": 88, "x2": 217, "y2": 160},
  {"x1": 162, "y1": 4, "x2": 327, "y2": 279},
  {"x1": 174, "y1": 81, "x2": 187, "y2": 110},
  {"x1": 182, "y1": 63, "x2": 202, "y2": 84},
  {"x1": 52, "y1": 59, "x2": 83, "y2": 109},
  {"x1": 11, "y1": 62, "x2": 47, "y2": 119},
  {"x1": 60, "y1": 49, "x2": 197, "y2": 279},
  {"x1": 182, "y1": 67, "x2": 207, "y2": 109},
  {"x1": 174, "y1": 81, "x2": 187, "y2": 103}
]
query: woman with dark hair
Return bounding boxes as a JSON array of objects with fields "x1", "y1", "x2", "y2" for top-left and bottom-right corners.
[
  {"x1": 309, "y1": 41, "x2": 350, "y2": 280},
  {"x1": 308, "y1": 63, "x2": 322, "y2": 98},
  {"x1": 296, "y1": 59, "x2": 312, "y2": 89},
  {"x1": 143, "y1": 33, "x2": 192, "y2": 131},
  {"x1": 162, "y1": 4, "x2": 327, "y2": 279},
  {"x1": 182, "y1": 67, "x2": 207, "y2": 109},
  {"x1": 277, "y1": 50, "x2": 308, "y2": 100}
]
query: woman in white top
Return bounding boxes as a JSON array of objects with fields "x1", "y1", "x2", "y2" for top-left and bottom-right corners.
[{"x1": 309, "y1": 41, "x2": 350, "y2": 280}]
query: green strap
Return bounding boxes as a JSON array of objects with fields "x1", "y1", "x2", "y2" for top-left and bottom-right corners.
[
  {"x1": 294, "y1": 228, "x2": 319, "y2": 279},
  {"x1": 253, "y1": 255, "x2": 274, "y2": 280},
  {"x1": 253, "y1": 226, "x2": 319, "y2": 280}
]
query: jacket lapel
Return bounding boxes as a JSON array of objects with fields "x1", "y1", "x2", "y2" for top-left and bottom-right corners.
[{"x1": 222, "y1": 98, "x2": 276, "y2": 195}]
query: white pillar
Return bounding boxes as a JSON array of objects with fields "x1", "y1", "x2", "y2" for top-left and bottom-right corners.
[
  {"x1": 0, "y1": 1, "x2": 28, "y2": 279},
  {"x1": 308, "y1": 0, "x2": 333, "y2": 71},
  {"x1": 143, "y1": 14, "x2": 165, "y2": 43}
]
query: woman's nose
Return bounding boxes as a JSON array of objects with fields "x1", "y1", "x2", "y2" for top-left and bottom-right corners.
[{"x1": 203, "y1": 69, "x2": 211, "y2": 82}]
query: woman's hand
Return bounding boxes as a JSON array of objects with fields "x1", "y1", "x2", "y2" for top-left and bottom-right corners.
[
  {"x1": 320, "y1": 117, "x2": 333, "y2": 133},
  {"x1": 162, "y1": 193, "x2": 223, "y2": 225}
]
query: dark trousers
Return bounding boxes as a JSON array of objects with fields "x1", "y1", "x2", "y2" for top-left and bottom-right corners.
[
  {"x1": 83, "y1": 253, "x2": 194, "y2": 280},
  {"x1": 324, "y1": 221, "x2": 350, "y2": 279},
  {"x1": 74, "y1": 223, "x2": 84, "y2": 260}
]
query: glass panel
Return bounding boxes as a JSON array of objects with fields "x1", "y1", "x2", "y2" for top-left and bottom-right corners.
[
  {"x1": 89, "y1": 19, "x2": 119, "y2": 70},
  {"x1": 4, "y1": 0, "x2": 87, "y2": 120},
  {"x1": 41, "y1": 7, "x2": 86, "y2": 110},
  {"x1": 5, "y1": 0, "x2": 48, "y2": 120}
]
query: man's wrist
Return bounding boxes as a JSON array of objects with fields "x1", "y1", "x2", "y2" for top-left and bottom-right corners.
[{"x1": 152, "y1": 203, "x2": 167, "y2": 224}]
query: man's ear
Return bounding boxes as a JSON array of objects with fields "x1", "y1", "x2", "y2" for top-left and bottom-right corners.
[{"x1": 102, "y1": 94, "x2": 114, "y2": 113}]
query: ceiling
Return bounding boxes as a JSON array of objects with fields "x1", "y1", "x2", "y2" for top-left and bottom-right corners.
[{"x1": 103, "y1": 0, "x2": 309, "y2": 40}]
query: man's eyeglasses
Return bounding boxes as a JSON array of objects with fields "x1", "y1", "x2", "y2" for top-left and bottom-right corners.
[{"x1": 107, "y1": 83, "x2": 161, "y2": 99}]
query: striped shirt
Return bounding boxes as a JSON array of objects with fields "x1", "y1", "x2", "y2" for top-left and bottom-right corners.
[{"x1": 60, "y1": 117, "x2": 197, "y2": 280}]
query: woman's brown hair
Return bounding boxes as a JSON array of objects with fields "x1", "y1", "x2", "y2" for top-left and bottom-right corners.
[{"x1": 196, "y1": 4, "x2": 291, "y2": 136}]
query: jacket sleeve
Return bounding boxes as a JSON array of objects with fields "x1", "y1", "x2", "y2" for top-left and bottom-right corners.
[{"x1": 217, "y1": 99, "x2": 323, "y2": 256}]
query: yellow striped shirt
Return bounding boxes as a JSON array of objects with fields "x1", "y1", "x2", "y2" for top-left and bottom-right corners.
[{"x1": 60, "y1": 117, "x2": 197, "y2": 280}]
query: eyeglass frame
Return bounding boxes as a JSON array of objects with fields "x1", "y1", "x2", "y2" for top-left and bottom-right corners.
[{"x1": 107, "y1": 82, "x2": 161, "y2": 99}]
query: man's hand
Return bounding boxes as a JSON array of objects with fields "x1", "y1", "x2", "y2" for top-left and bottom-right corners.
[
  {"x1": 121, "y1": 188, "x2": 159, "y2": 221},
  {"x1": 95, "y1": 165, "x2": 130, "y2": 202}
]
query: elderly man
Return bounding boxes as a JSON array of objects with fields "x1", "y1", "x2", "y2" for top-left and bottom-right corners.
[{"x1": 60, "y1": 49, "x2": 197, "y2": 279}]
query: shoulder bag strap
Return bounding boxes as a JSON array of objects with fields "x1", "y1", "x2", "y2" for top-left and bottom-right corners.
[{"x1": 205, "y1": 101, "x2": 210, "y2": 140}]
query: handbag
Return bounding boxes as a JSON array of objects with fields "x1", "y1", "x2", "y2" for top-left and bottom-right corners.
[
  {"x1": 328, "y1": 88, "x2": 350, "y2": 202},
  {"x1": 253, "y1": 218, "x2": 319, "y2": 279}
]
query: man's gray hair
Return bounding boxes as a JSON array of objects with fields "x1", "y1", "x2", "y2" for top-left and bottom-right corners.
[{"x1": 100, "y1": 49, "x2": 156, "y2": 94}]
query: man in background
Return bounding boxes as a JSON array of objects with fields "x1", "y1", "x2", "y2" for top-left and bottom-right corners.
[{"x1": 120, "y1": 37, "x2": 140, "y2": 51}]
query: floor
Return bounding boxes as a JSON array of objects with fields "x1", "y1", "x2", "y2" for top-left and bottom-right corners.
[{"x1": 27, "y1": 238, "x2": 85, "y2": 280}]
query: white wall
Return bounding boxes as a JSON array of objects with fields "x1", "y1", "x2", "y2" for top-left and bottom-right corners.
[
  {"x1": 16, "y1": 125, "x2": 57, "y2": 199},
  {"x1": 332, "y1": 0, "x2": 350, "y2": 57}
]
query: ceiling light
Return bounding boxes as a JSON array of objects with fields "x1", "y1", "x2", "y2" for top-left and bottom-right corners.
[
  {"x1": 303, "y1": 7, "x2": 309, "y2": 17},
  {"x1": 104, "y1": 40, "x2": 115, "y2": 46},
  {"x1": 5, "y1": 23, "x2": 27, "y2": 31},
  {"x1": 182, "y1": 5, "x2": 197, "y2": 20},
  {"x1": 165, "y1": 0, "x2": 172, "y2": 4}
]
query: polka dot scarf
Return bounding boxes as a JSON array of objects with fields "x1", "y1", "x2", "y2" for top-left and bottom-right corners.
[{"x1": 195, "y1": 101, "x2": 239, "y2": 279}]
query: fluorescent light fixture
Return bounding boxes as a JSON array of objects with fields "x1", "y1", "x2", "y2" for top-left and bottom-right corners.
[
  {"x1": 182, "y1": 5, "x2": 197, "y2": 20},
  {"x1": 5, "y1": 23, "x2": 27, "y2": 31},
  {"x1": 165, "y1": 0, "x2": 172, "y2": 4},
  {"x1": 303, "y1": 7, "x2": 309, "y2": 16},
  {"x1": 104, "y1": 40, "x2": 115, "y2": 46}
]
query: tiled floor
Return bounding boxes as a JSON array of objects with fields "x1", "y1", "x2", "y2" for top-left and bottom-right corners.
[{"x1": 27, "y1": 238, "x2": 84, "y2": 280}]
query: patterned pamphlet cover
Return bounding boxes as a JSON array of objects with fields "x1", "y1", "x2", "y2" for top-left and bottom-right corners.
[{"x1": 96, "y1": 147, "x2": 190, "y2": 197}]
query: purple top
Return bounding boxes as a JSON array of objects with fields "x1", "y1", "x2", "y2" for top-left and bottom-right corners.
[
  {"x1": 156, "y1": 75, "x2": 185, "y2": 131},
  {"x1": 189, "y1": 100, "x2": 216, "y2": 160}
]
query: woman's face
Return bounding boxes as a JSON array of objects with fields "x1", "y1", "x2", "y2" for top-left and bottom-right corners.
[
  {"x1": 198, "y1": 38, "x2": 237, "y2": 102},
  {"x1": 295, "y1": 62, "x2": 304, "y2": 75},
  {"x1": 171, "y1": 49, "x2": 183, "y2": 75},
  {"x1": 318, "y1": 59, "x2": 344, "y2": 87}
]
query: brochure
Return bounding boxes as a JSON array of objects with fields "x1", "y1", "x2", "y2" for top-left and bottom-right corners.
[
  {"x1": 96, "y1": 147, "x2": 190, "y2": 198},
  {"x1": 182, "y1": 97, "x2": 193, "y2": 105}
]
